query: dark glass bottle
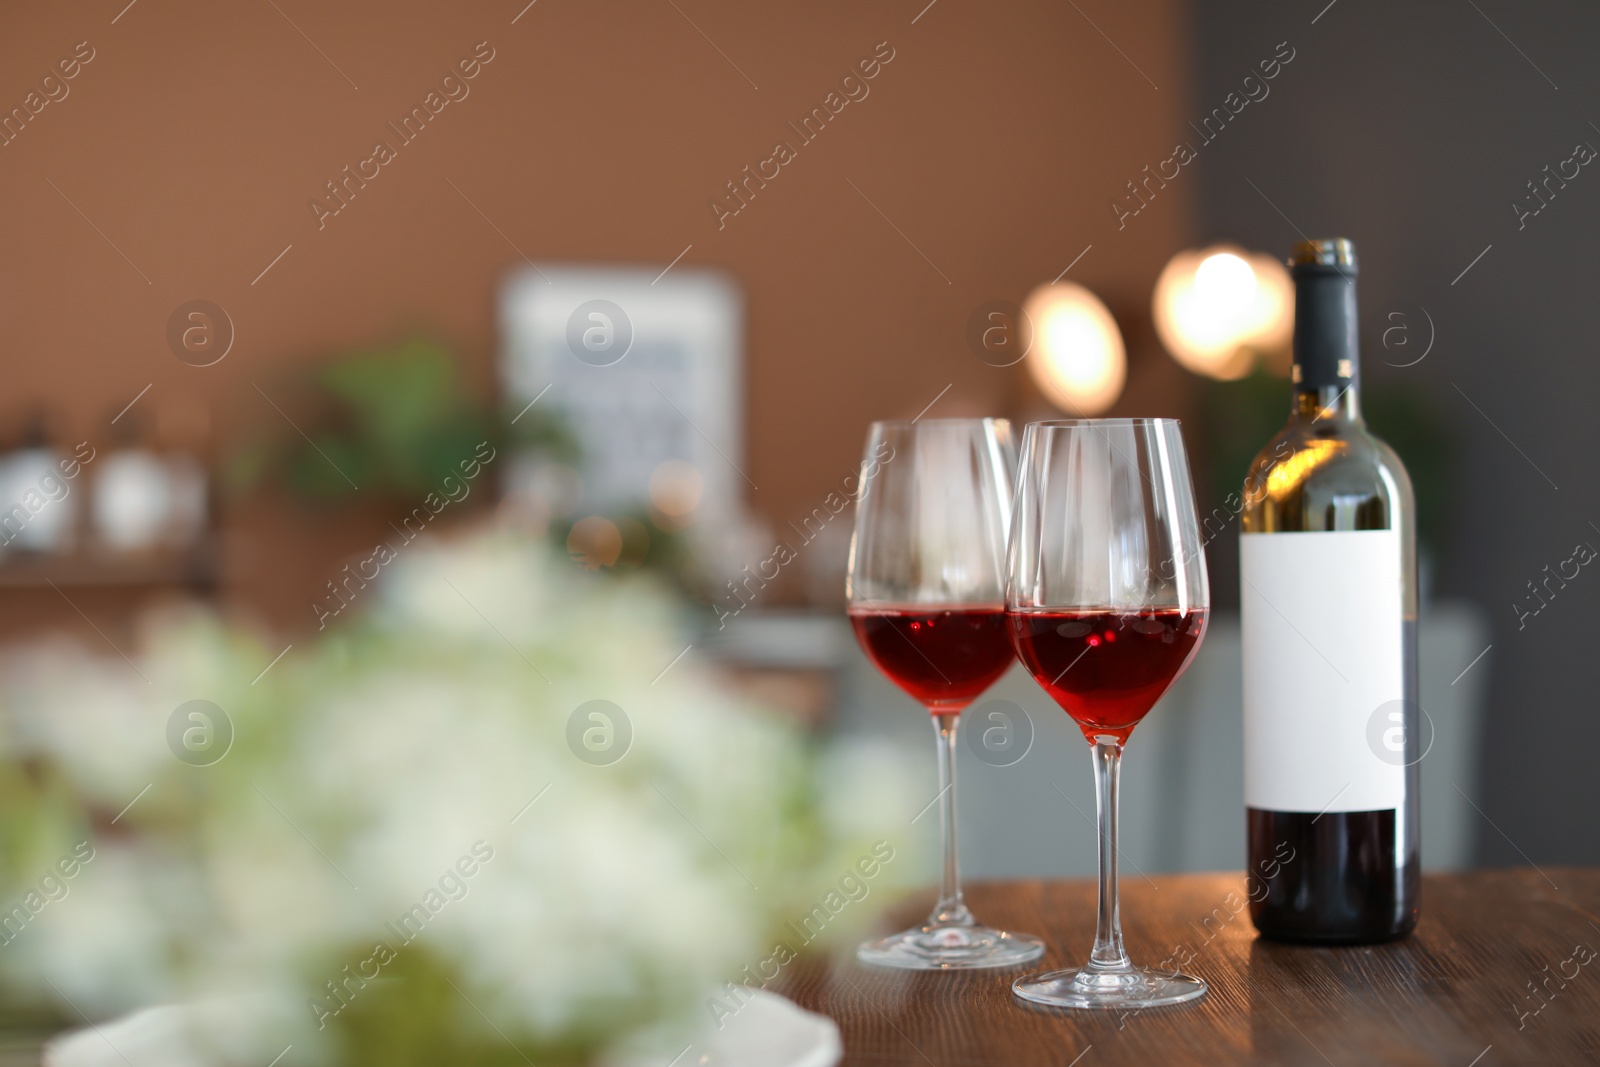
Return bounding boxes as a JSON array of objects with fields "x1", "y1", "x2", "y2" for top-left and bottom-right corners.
[{"x1": 1239, "y1": 238, "x2": 1420, "y2": 943}]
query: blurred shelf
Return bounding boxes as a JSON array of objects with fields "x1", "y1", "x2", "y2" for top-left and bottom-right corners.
[
  {"x1": 0, "y1": 544, "x2": 219, "y2": 591},
  {"x1": 700, "y1": 609, "x2": 851, "y2": 670},
  {"x1": 699, "y1": 610, "x2": 852, "y2": 732}
]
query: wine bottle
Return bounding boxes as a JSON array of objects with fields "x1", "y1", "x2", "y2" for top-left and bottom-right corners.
[{"x1": 1240, "y1": 238, "x2": 1420, "y2": 943}]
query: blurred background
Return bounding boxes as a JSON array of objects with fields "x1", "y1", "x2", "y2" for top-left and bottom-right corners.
[{"x1": 0, "y1": 0, "x2": 1594, "y2": 889}]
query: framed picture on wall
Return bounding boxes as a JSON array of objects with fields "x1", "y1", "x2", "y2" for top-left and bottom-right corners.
[{"x1": 498, "y1": 265, "x2": 745, "y2": 536}]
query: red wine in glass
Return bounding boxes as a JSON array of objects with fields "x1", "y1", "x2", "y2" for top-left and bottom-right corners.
[
  {"x1": 1008, "y1": 609, "x2": 1208, "y2": 743},
  {"x1": 849, "y1": 606, "x2": 1015, "y2": 713}
]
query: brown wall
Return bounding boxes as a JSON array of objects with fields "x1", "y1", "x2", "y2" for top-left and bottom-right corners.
[{"x1": 0, "y1": 0, "x2": 1197, "y2": 633}]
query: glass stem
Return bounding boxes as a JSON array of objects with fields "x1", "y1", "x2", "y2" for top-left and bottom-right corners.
[
  {"x1": 1088, "y1": 737, "x2": 1131, "y2": 972},
  {"x1": 927, "y1": 712, "x2": 973, "y2": 928}
]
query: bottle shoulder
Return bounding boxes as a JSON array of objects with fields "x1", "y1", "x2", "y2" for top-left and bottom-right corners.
[{"x1": 1241, "y1": 420, "x2": 1415, "y2": 534}]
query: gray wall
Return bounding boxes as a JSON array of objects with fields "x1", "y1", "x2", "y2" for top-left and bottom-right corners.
[{"x1": 1186, "y1": 1, "x2": 1600, "y2": 865}]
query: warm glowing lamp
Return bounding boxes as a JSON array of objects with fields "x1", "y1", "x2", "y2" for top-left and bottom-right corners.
[
  {"x1": 1152, "y1": 245, "x2": 1292, "y2": 379},
  {"x1": 1021, "y1": 282, "x2": 1126, "y2": 415}
]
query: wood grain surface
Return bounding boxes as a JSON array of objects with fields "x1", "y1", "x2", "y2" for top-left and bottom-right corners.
[{"x1": 778, "y1": 869, "x2": 1600, "y2": 1066}]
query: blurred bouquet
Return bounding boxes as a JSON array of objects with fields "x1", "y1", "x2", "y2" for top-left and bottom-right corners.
[{"x1": 0, "y1": 531, "x2": 917, "y2": 1066}]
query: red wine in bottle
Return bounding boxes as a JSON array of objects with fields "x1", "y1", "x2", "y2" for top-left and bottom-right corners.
[
  {"x1": 1007, "y1": 609, "x2": 1207, "y2": 744},
  {"x1": 1240, "y1": 239, "x2": 1420, "y2": 943},
  {"x1": 849, "y1": 606, "x2": 1015, "y2": 712}
]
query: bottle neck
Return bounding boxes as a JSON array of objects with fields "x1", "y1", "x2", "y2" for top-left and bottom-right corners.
[
  {"x1": 1292, "y1": 383, "x2": 1362, "y2": 425},
  {"x1": 1289, "y1": 265, "x2": 1361, "y2": 426}
]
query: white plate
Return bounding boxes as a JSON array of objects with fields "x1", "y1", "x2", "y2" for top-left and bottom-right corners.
[
  {"x1": 691, "y1": 990, "x2": 842, "y2": 1067},
  {"x1": 43, "y1": 990, "x2": 843, "y2": 1067}
]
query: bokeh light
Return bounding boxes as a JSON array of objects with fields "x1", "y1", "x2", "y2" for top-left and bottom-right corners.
[
  {"x1": 567, "y1": 515, "x2": 622, "y2": 569},
  {"x1": 647, "y1": 460, "x2": 703, "y2": 519},
  {"x1": 1021, "y1": 282, "x2": 1126, "y2": 415},
  {"x1": 1152, "y1": 245, "x2": 1292, "y2": 380}
]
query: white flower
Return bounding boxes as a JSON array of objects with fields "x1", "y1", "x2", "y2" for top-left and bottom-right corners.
[{"x1": 0, "y1": 530, "x2": 918, "y2": 1065}]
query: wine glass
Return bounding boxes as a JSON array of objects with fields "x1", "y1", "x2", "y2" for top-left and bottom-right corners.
[
  {"x1": 1006, "y1": 418, "x2": 1209, "y2": 1008},
  {"x1": 846, "y1": 418, "x2": 1045, "y2": 970}
]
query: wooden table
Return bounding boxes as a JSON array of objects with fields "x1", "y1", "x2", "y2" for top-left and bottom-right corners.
[{"x1": 781, "y1": 870, "x2": 1600, "y2": 1066}]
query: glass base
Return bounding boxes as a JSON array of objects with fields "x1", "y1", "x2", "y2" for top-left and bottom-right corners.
[
  {"x1": 857, "y1": 923, "x2": 1045, "y2": 970},
  {"x1": 1012, "y1": 965, "x2": 1207, "y2": 1009}
]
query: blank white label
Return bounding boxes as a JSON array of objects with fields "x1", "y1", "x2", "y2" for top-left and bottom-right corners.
[{"x1": 1241, "y1": 530, "x2": 1404, "y2": 813}]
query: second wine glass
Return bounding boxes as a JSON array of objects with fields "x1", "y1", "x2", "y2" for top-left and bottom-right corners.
[
  {"x1": 1006, "y1": 418, "x2": 1210, "y2": 1008},
  {"x1": 846, "y1": 418, "x2": 1045, "y2": 970}
]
